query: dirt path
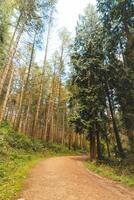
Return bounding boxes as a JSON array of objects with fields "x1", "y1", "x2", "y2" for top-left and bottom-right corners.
[{"x1": 19, "y1": 156, "x2": 134, "y2": 200}]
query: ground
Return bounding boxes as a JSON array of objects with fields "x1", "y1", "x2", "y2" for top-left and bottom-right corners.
[{"x1": 19, "y1": 156, "x2": 134, "y2": 200}]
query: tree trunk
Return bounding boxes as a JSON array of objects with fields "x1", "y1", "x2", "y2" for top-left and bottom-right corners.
[
  {"x1": 106, "y1": 81, "x2": 124, "y2": 157},
  {"x1": 0, "y1": 19, "x2": 26, "y2": 97},
  {"x1": 24, "y1": 98, "x2": 31, "y2": 134},
  {"x1": 96, "y1": 131, "x2": 102, "y2": 160},
  {"x1": 33, "y1": 14, "x2": 52, "y2": 135},
  {"x1": 90, "y1": 132, "x2": 96, "y2": 161},
  {"x1": 14, "y1": 31, "x2": 36, "y2": 131},
  {"x1": 62, "y1": 113, "x2": 65, "y2": 145},
  {"x1": 104, "y1": 131, "x2": 111, "y2": 158},
  {"x1": 0, "y1": 67, "x2": 15, "y2": 124}
]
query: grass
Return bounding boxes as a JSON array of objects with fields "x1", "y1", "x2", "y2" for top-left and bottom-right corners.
[
  {"x1": 85, "y1": 156, "x2": 134, "y2": 187},
  {"x1": 0, "y1": 122, "x2": 80, "y2": 200},
  {"x1": 0, "y1": 153, "x2": 43, "y2": 200}
]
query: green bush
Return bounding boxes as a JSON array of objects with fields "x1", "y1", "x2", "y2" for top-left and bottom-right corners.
[
  {"x1": 45, "y1": 143, "x2": 69, "y2": 153},
  {"x1": 0, "y1": 124, "x2": 73, "y2": 155},
  {"x1": 0, "y1": 133, "x2": 11, "y2": 160},
  {"x1": 0, "y1": 123, "x2": 13, "y2": 136},
  {"x1": 7, "y1": 133, "x2": 32, "y2": 150},
  {"x1": 6, "y1": 132, "x2": 44, "y2": 152},
  {"x1": 30, "y1": 139, "x2": 44, "y2": 152}
]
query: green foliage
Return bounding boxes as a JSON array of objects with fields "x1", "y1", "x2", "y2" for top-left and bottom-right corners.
[
  {"x1": 69, "y1": 3, "x2": 109, "y2": 160},
  {"x1": 6, "y1": 132, "x2": 44, "y2": 152},
  {"x1": 97, "y1": 0, "x2": 134, "y2": 151},
  {"x1": 45, "y1": 143, "x2": 69, "y2": 153},
  {"x1": 0, "y1": 123, "x2": 78, "y2": 200},
  {"x1": 0, "y1": 154, "x2": 42, "y2": 200},
  {"x1": 0, "y1": 124, "x2": 43, "y2": 200},
  {"x1": 0, "y1": 123, "x2": 45, "y2": 160},
  {"x1": 85, "y1": 155, "x2": 134, "y2": 187},
  {"x1": 0, "y1": 0, "x2": 17, "y2": 69},
  {"x1": 69, "y1": 1, "x2": 134, "y2": 159}
]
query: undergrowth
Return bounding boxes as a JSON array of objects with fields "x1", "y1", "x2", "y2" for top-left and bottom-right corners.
[
  {"x1": 85, "y1": 156, "x2": 134, "y2": 187},
  {"x1": 0, "y1": 122, "x2": 79, "y2": 200}
]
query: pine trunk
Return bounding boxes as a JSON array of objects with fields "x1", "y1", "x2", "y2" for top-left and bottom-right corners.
[
  {"x1": 106, "y1": 81, "x2": 124, "y2": 157},
  {"x1": 0, "y1": 67, "x2": 14, "y2": 124}
]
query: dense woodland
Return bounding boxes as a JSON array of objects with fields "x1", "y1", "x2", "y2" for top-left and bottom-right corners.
[{"x1": 0, "y1": 0, "x2": 134, "y2": 160}]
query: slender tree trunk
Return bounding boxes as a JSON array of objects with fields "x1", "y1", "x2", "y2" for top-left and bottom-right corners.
[
  {"x1": 24, "y1": 98, "x2": 31, "y2": 134},
  {"x1": 75, "y1": 133, "x2": 78, "y2": 150},
  {"x1": 90, "y1": 131, "x2": 96, "y2": 161},
  {"x1": 0, "y1": 67, "x2": 15, "y2": 124},
  {"x1": 51, "y1": 114, "x2": 54, "y2": 143},
  {"x1": 0, "y1": 19, "x2": 26, "y2": 97},
  {"x1": 68, "y1": 132, "x2": 72, "y2": 150},
  {"x1": 104, "y1": 131, "x2": 111, "y2": 158},
  {"x1": 33, "y1": 15, "x2": 52, "y2": 135},
  {"x1": 96, "y1": 131, "x2": 102, "y2": 160},
  {"x1": 43, "y1": 64, "x2": 57, "y2": 142},
  {"x1": 106, "y1": 81, "x2": 124, "y2": 157},
  {"x1": 62, "y1": 113, "x2": 65, "y2": 145},
  {"x1": 44, "y1": 96, "x2": 52, "y2": 141},
  {"x1": 14, "y1": 31, "x2": 37, "y2": 131},
  {"x1": 80, "y1": 134, "x2": 82, "y2": 149},
  {"x1": 7, "y1": 12, "x2": 23, "y2": 57},
  {"x1": 32, "y1": 84, "x2": 43, "y2": 135},
  {"x1": 56, "y1": 77, "x2": 61, "y2": 140}
]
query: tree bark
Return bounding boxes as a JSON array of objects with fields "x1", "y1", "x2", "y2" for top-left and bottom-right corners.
[
  {"x1": 0, "y1": 18, "x2": 26, "y2": 97},
  {"x1": 0, "y1": 67, "x2": 15, "y2": 124},
  {"x1": 33, "y1": 13, "x2": 52, "y2": 135},
  {"x1": 96, "y1": 131, "x2": 102, "y2": 160},
  {"x1": 106, "y1": 81, "x2": 124, "y2": 157},
  {"x1": 90, "y1": 131, "x2": 96, "y2": 161},
  {"x1": 14, "y1": 31, "x2": 37, "y2": 131}
]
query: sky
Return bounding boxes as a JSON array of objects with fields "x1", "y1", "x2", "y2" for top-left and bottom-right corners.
[
  {"x1": 56, "y1": 0, "x2": 96, "y2": 34},
  {"x1": 36, "y1": 0, "x2": 96, "y2": 64}
]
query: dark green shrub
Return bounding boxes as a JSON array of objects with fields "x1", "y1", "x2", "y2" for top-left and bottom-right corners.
[
  {"x1": 46, "y1": 143, "x2": 69, "y2": 153},
  {"x1": 6, "y1": 133, "x2": 34, "y2": 151}
]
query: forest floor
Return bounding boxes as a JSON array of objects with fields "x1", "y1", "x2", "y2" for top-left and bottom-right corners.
[{"x1": 19, "y1": 156, "x2": 134, "y2": 200}]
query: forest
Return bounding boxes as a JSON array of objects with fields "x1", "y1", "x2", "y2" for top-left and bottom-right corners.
[{"x1": 0, "y1": 0, "x2": 134, "y2": 199}]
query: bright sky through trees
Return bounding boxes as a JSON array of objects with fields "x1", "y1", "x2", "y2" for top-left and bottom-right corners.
[
  {"x1": 56, "y1": 0, "x2": 96, "y2": 33},
  {"x1": 36, "y1": 0, "x2": 96, "y2": 63}
]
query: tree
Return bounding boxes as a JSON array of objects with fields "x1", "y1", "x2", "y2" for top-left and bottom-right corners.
[
  {"x1": 97, "y1": 0, "x2": 134, "y2": 152},
  {"x1": 69, "y1": 3, "x2": 126, "y2": 160}
]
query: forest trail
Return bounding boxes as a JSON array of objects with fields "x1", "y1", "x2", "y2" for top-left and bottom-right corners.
[{"x1": 19, "y1": 156, "x2": 134, "y2": 200}]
